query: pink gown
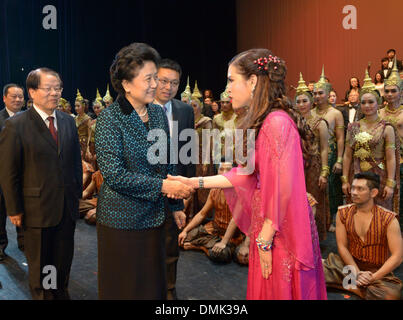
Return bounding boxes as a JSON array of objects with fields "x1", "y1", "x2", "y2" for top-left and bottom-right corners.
[{"x1": 224, "y1": 111, "x2": 327, "y2": 300}]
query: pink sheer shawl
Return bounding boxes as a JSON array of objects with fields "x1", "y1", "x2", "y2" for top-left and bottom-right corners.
[{"x1": 224, "y1": 111, "x2": 316, "y2": 270}]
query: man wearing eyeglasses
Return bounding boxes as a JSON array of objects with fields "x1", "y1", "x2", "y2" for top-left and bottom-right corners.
[
  {"x1": 0, "y1": 68, "x2": 82, "y2": 300},
  {"x1": 154, "y1": 59, "x2": 195, "y2": 300},
  {"x1": 0, "y1": 84, "x2": 25, "y2": 261}
]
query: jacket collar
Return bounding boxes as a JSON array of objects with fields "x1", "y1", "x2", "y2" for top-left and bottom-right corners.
[{"x1": 117, "y1": 95, "x2": 135, "y2": 115}]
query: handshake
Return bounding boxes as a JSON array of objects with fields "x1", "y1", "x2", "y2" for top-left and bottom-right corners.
[{"x1": 162, "y1": 175, "x2": 198, "y2": 199}]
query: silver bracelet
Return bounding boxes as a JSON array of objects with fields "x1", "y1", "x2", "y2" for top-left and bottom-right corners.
[{"x1": 198, "y1": 177, "x2": 204, "y2": 189}]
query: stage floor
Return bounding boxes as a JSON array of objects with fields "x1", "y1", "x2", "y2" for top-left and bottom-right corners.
[{"x1": 0, "y1": 218, "x2": 401, "y2": 300}]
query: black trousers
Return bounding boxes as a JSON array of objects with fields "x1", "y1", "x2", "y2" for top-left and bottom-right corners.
[
  {"x1": 164, "y1": 212, "x2": 180, "y2": 300},
  {"x1": 0, "y1": 192, "x2": 24, "y2": 251},
  {"x1": 23, "y1": 206, "x2": 76, "y2": 300},
  {"x1": 97, "y1": 223, "x2": 167, "y2": 300}
]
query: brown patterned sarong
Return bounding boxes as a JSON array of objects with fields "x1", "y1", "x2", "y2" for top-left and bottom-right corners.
[{"x1": 323, "y1": 252, "x2": 402, "y2": 300}]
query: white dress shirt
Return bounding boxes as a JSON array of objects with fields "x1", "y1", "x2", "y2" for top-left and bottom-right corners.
[
  {"x1": 154, "y1": 99, "x2": 173, "y2": 136},
  {"x1": 5, "y1": 107, "x2": 16, "y2": 118},
  {"x1": 33, "y1": 104, "x2": 58, "y2": 130}
]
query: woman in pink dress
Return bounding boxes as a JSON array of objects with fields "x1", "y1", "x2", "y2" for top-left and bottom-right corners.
[{"x1": 168, "y1": 48, "x2": 327, "y2": 300}]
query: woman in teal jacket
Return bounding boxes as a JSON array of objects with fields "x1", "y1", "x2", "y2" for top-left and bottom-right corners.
[{"x1": 95, "y1": 43, "x2": 193, "y2": 299}]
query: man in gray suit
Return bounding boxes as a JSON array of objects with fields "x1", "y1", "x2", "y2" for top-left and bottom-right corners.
[
  {"x1": 0, "y1": 83, "x2": 25, "y2": 261},
  {"x1": 154, "y1": 59, "x2": 195, "y2": 300}
]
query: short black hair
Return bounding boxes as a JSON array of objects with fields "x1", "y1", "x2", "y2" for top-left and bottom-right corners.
[
  {"x1": 381, "y1": 57, "x2": 389, "y2": 63},
  {"x1": 110, "y1": 42, "x2": 161, "y2": 96},
  {"x1": 158, "y1": 58, "x2": 182, "y2": 77},
  {"x1": 353, "y1": 172, "x2": 380, "y2": 190},
  {"x1": 387, "y1": 49, "x2": 396, "y2": 54},
  {"x1": 3, "y1": 83, "x2": 24, "y2": 96}
]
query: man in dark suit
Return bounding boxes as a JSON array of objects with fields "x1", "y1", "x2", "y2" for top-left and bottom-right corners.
[
  {"x1": 154, "y1": 59, "x2": 195, "y2": 300},
  {"x1": 387, "y1": 49, "x2": 403, "y2": 72},
  {"x1": 340, "y1": 89, "x2": 363, "y2": 135},
  {"x1": 380, "y1": 57, "x2": 392, "y2": 80},
  {"x1": 0, "y1": 83, "x2": 25, "y2": 261},
  {"x1": 0, "y1": 68, "x2": 82, "y2": 299}
]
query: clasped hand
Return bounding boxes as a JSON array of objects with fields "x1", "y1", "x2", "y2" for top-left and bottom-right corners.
[
  {"x1": 162, "y1": 175, "x2": 195, "y2": 199},
  {"x1": 356, "y1": 271, "x2": 374, "y2": 287}
]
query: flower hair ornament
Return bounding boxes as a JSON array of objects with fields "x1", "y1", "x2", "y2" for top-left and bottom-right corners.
[
  {"x1": 253, "y1": 55, "x2": 286, "y2": 82},
  {"x1": 254, "y1": 55, "x2": 281, "y2": 73}
]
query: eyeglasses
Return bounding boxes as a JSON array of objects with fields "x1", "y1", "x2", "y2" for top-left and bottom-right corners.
[
  {"x1": 37, "y1": 87, "x2": 63, "y2": 94},
  {"x1": 8, "y1": 94, "x2": 24, "y2": 100},
  {"x1": 159, "y1": 79, "x2": 179, "y2": 88}
]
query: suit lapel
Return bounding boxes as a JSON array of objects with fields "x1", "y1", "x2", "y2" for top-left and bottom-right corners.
[
  {"x1": 171, "y1": 99, "x2": 178, "y2": 122},
  {"x1": 29, "y1": 107, "x2": 58, "y2": 151},
  {"x1": 55, "y1": 110, "x2": 66, "y2": 156}
]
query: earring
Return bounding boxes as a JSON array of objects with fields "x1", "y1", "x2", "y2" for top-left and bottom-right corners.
[{"x1": 251, "y1": 87, "x2": 255, "y2": 99}]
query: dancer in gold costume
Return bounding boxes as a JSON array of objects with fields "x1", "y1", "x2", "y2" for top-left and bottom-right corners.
[{"x1": 342, "y1": 69, "x2": 400, "y2": 212}]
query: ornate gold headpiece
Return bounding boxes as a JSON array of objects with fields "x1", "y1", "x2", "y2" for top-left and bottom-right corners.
[
  {"x1": 75, "y1": 89, "x2": 84, "y2": 103},
  {"x1": 191, "y1": 81, "x2": 202, "y2": 100},
  {"x1": 384, "y1": 57, "x2": 403, "y2": 91},
  {"x1": 314, "y1": 65, "x2": 332, "y2": 94},
  {"x1": 59, "y1": 97, "x2": 67, "y2": 108},
  {"x1": 220, "y1": 84, "x2": 231, "y2": 102},
  {"x1": 95, "y1": 88, "x2": 103, "y2": 103},
  {"x1": 360, "y1": 68, "x2": 382, "y2": 104},
  {"x1": 103, "y1": 84, "x2": 113, "y2": 103},
  {"x1": 295, "y1": 72, "x2": 313, "y2": 103},
  {"x1": 181, "y1": 76, "x2": 192, "y2": 101}
]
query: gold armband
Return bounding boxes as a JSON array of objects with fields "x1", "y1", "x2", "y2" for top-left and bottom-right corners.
[
  {"x1": 386, "y1": 179, "x2": 396, "y2": 188},
  {"x1": 341, "y1": 176, "x2": 348, "y2": 184},
  {"x1": 336, "y1": 125, "x2": 345, "y2": 129},
  {"x1": 320, "y1": 165, "x2": 330, "y2": 178},
  {"x1": 385, "y1": 143, "x2": 396, "y2": 150},
  {"x1": 336, "y1": 157, "x2": 343, "y2": 164}
]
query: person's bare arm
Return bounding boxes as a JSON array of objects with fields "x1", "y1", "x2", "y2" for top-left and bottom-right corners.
[
  {"x1": 371, "y1": 218, "x2": 403, "y2": 281},
  {"x1": 212, "y1": 218, "x2": 239, "y2": 254},
  {"x1": 318, "y1": 121, "x2": 329, "y2": 190},
  {"x1": 333, "y1": 110, "x2": 345, "y2": 173},
  {"x1": 383, "y1": 126, "x2": 396, "y2": 200},
  {"x1": 178, "y1": 192, "x2": 214, "y2": 246},
  {"x1": 168, "y1": 174, "x2": 233, "y2": 190},
  {"x1": 82, "y1": 172, "x2": 91, "y2": 190},
  {"x1": 82, "y1": 179, "x2": 96, "y2": 199},
  {"x1": 342, "y1": 144, "x2": 353, "y2": 195}
]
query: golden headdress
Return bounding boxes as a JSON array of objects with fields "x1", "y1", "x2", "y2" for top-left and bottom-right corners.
[
  {"x1": 360, "y1": 68, "x2": 382, "y2": 104},
  {"x1": 314, "y1": 65, "x2": 332, "y2": 94},
  {"x1": 103, "y1": 84, "x2": 113, "y2": 103},
  {"x1": 75, "y1": 89, "x2": 84, "y2": 103},
  {"x1": 181, "y1": 76, "x2": 192, "y2": 101},
  {"x1": 220, "y1": 84, "x2": 231, "y2": 102},
  {"x1": 59, "y1": 97, "x2": 67, "y2": 108},
  {"x1": 192, "y1": 81, "x2": 202, "y2": 100},
  {"x1": 95, "y1": 88, "x2": 103, "y2": 103},
  {"x1": 295, "y1": 72, "x2": 313, "y2": 103},
  {"x1": 384, "y1": 57, "x2": 403, "y2": 91}
]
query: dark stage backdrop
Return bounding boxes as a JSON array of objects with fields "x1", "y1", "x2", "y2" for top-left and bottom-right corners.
[
  {"x1": 0, "y1": 0, "x2": 237, "y2": 108},
  {"x1": 237, "y1": 0, "x2": 403, "y2": 103}
]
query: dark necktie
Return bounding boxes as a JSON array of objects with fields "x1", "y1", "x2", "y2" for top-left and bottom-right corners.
[
  {"x1": 163, "y1": 105, "x2": 168, "y2": 114},
  {"x1": 47, "y1": 116, "x2": 58, "y2": 145}
]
